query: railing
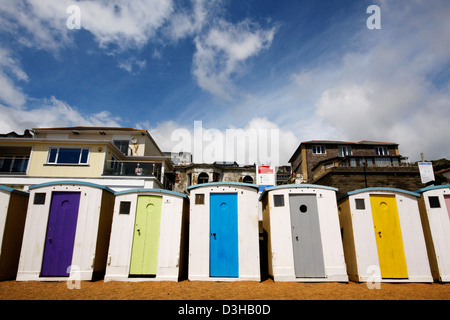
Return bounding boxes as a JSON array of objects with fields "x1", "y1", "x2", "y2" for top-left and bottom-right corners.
[
  {"x1": 0, "y1": 156, "x2": 29, "y2": 174},
  {"x1": 103, "y1": 160, "x2": 162, "y2": 181}
]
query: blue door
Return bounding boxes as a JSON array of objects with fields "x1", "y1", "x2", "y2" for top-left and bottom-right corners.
[{"x1": 210, "y1": 193, "x2": 238, "y2": 277}]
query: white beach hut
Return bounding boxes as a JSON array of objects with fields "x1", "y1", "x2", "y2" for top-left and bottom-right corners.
[
  {"x1": 416, "y1": 185, "x2": 450, "y2": 282},
  {"x1": 16, "y1": 181, "x2": 115, "y2": 281},
  {"x1": 260, "y1": 184, "x2": 348, "y2": 282},
  {"x1": 0, "y1": 186, "x2": 29, "y2": 280},
  {"x1": 187, "y1": 182, "x2": 260, "y2": 281},
  {"x1": 338, "y1": 187, "x2": 433, "y2": 283},
  {"x1": 104, "y1": 188, "x2": 189, "y2": 282}
]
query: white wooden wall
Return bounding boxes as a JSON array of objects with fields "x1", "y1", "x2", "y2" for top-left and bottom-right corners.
[
  {"x1": 16, "y1": 185, "x2": 105, "y2": 281},
  {"x1": 418, "y1": 187, "x2": 450, "y2": 282},
  {"x1": 262, "y1": 186, "x2": 347, "y2": 282},
  {"x1": 188, "y1": 184, "x2": 260, "y2": 281},
  {"x1": 343, "y1": 191, "x2": 432, "y2": 283},
  {"x1": 105, "y1": 191, "x2": 187, "y2": 282}
]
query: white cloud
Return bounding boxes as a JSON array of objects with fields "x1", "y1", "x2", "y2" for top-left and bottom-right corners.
[
  {"x1": 288, "y1": 0, "x2": 450, "y2": 161},
  {"x1": 0, "y1": 47, "x2": 28, "y2": 107},
  {"x1": 0, "y1": 0, "x2": 174, "y2": 52},
  {"x1": 193, "y1": 19, "x2": 277, "y2": 100},
  {"x1": 0, "y1": 97, "x2": 121, "y2": 133}
]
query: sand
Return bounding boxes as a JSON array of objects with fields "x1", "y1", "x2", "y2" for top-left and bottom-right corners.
[{"x1": 0, "y1": 279, "x2": 449, "y2": 300}]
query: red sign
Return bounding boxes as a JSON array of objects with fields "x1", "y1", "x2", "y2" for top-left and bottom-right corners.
[{"x1": 258, "y1": 166, "x2": 273, "y2": 174}]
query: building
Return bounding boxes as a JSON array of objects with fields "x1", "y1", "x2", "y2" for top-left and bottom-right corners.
[
  {"x1": 172, "y1": 161, "x2": 256, "y2": 194},
  {"x1": 0, "y1": 127, "x2": 173, "y2": 192},
  {"x1": 289, "y1": 140, "x2": 422, "y2": 195}
]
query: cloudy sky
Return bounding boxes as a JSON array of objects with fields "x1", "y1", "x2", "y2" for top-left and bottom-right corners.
[{"x1": 0, "y1": 0, "x2": 449, "y2": 165}]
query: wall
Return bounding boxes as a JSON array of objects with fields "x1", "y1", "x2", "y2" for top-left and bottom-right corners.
[
  {"x1": 27, "y1": 143, "x2": 107, "y2": 178},
  {"x1": 314, "y1": 167, "x2": 423, "y2": 197}
]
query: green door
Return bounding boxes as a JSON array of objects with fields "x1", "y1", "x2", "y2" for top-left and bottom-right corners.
[{"x1": 129, "y1": 195, "x2": 162, "y2": 276}]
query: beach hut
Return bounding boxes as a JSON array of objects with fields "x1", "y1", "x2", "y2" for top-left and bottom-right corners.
[
  {"x1": 338, "y1": 187, "x2": 433, "y2": 283},
  {"x1": 260, "y1": 184, "x2": 348, "y2": 282},
  {"x1": 187, "y1": 182, "x2": 260, "y2": 281},
  {"x1": 104, "y1": 189, "x2": 189, "y2": 282},
  {"x1": 16, "y1": 181, "x2": 115, "y2": 281},
  {"x1": 416, "y1": 185, "x2": 450, "y2": 282},
  {"x1": 0, "y1": 186, "x2": 29, "y2": 280}
]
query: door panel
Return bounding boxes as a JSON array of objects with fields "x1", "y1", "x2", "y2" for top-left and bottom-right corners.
[
  {"x1": 129, "y1": 195, "x2": 162, "y2": 275},
  {"x1": 41, "y1": 192, "x2": 81, "y2": 277},
  {"x1": 289, "y1": 194, "x2": 325, "y2": 278},
  {"x1": 370, "y1": 194, "x2": 408, "y2": 279},
  {"x1": 445, "y1": 195, "x2": 450, "y2": 220},
  {"x1": 210, "y1": 193, "x2": 238, "y2": 277}
]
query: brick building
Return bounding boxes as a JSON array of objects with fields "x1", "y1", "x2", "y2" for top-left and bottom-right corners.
[{"x1": 288, "y1": 140, "x2": 423, "y2": 195}]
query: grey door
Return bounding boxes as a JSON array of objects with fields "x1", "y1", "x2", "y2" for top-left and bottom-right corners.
[{"x1": 289, "y1": 194, "x2": 325, "y2": 278}]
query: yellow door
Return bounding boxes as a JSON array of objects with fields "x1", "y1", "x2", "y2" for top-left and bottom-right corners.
[{"x1": 370, "y1": 195, "x2": 408, "y2": 279}]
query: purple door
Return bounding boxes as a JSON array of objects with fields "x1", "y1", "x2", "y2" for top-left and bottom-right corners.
[{"x1": 41, "y1": 192, "x2": 81, "y2": 277}]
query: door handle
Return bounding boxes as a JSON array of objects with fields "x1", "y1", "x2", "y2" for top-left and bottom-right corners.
[
  {"x1": 137, "y1": 229, "x2": 141, "y2": 235},
  {"x1": 378, "y1": 231, "x2": 382, "y2": 238},
  {"x1": 211, "y1": 233, "x2": 216, "y2": 239},
  {"x1": 296, "y1": 236, "x2": 299, "y2": 241},
  {"x1": 48, "y1": 238, "x2": 52, "y2": 243}
]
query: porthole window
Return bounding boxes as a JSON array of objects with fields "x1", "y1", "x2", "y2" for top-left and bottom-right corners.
[{"x1": 299, "y1": 205, "x2": 307, "y2": 213}]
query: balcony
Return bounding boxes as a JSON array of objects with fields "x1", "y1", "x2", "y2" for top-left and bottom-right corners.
[
  {"x1": 103, "y1": 160, "x2": 162, "y2": 181},
  {"x1": 312, "y1": 155, "x2": 412, "y2": 181}
]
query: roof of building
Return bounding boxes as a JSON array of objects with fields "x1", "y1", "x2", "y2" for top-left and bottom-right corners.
[{"x1": 32, "y1": 126, "x2": 147, "y2": 132}]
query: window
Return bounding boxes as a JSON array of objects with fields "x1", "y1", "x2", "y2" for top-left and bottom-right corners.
[
  {"x1": 338, "y1": 146, "x2": 352, "y2": 157},
  {"x1": 47, "y1": 148, "x2": 89, "y2": 165},
  {"x1": 195, "y1": 194, "x2": 205, "y2": 205},
  {"x1": 198, "y1": 172, "x2": 209, "y2": 184},
  {"x1": 428, "y1": 196, "x2": 441, "y2": 208},
  {"x1": 243, "y1": 175, "x2": 254, "y2": 184},
  {"x1": 113, "y1": 140, "x2": 130, "y2": 155},
  {"x1": 119, "y1": 201, "x2": 131, "y2": 214},
  {"x1": 34, "y1": 193, "x2": 46, "y2": 205},
  {"x1": 273, "y1": 195, "x2": 284, "y2": 207},
  {"x1": 312, "y1": 145, "x2": 326, "y2": 154},
  {"x1": 375, "y1": 146, "x2": 389, "y2": 156},
  {"x1": 355, "y1": 199, "x2": 365, "y2": 210}
]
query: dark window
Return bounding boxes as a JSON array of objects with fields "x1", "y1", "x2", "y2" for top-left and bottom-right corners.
[
  {"x1": 119, "y1": 201, "x2": 131, "y2": 214},
  {"x1": 113, "y1": 140, "x2": 130, "y2": 155},
  {"x1": 47, "y1": 148, "x2": 89, "y2": 164},
  {"x1": 355, "y1": 199, "x2": 365, "y2": 210},
  {"x1": 299, "y1": 205, "x2": 308, "y2": 213},
  {"x1": 195, "y1": 194, "x2": 205, "y2": 205},
  {"x1": 428, "y1": 196, "x2": 441, "y2": 208},
  {"x1": 273, "y1": 195, "x2": 284, "y2": 207},
  {"x1": 33, "y1": 193, "x2": 46, "y2": 205},
  {"x1": 48, "y1": 148, "x2": 57, "y2": 163}
]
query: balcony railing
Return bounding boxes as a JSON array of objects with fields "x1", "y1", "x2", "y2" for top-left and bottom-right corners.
[
  {"x1": 103, "y1": 160, "x2": 162, "y2": 181},
  {"x1": 0, "y1": 156, "x2": 29, "y2": 174}
]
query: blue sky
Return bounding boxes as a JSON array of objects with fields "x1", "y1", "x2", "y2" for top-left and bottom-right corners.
[{"x1": 0, "y1": 0, "x2": 449, "y2": 165}]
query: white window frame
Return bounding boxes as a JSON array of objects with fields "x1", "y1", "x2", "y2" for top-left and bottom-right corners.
[
  {"x1": 312, "y1": 145, "x2": 326, "y2": 154},
  {"x1": 338, "y1": 146, "x2": 352, "y2": 157},
  {"x1": 375, "y1": 146, "x2": 389, "y2": 156},
  {"x1": 47, "y1": 147, "x2": 90, "y2": 165}
]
